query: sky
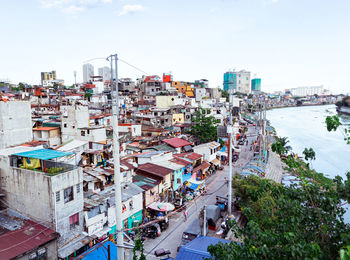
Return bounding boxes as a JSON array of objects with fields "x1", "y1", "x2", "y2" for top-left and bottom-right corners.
[{"x1": 1, "y1": 0, "x2": 350, "y2": 93}]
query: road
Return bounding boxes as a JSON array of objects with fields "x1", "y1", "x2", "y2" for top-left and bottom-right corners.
[{"x1": 143, "y1": 128, "x2": 257, "y2": 259}]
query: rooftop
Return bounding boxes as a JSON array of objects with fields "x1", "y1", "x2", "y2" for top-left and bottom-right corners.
[
  {"x1": 12, "y1": 149, "x2": 73, "y2": 160},
  {"x1": 163, "y1": 137, "x2": 192, "y2": 148},
  {"x1": 0, "y1": 209, "x2": 58, "y2": 260},
  {"x1": 136, "y1": 162, "x2": 173, "y2": 178}
]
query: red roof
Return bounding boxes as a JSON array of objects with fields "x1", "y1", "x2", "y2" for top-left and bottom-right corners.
[
  {"x1": 33, "y1": 127, "x2": 59, "y2": 131},
  {"x1": 163, "y1": 137, "x2": 192, "y2": 148},
  {"x1": 0, "y1": 220, "x2": 58, "y2": 259},
  {"x1": 136, "y1": 163, "x2": 173, "y2": 178},
  {"x1": 170, "y1": 157, "x2": 192, "y2": 166},
  {"x1": 175, "y1": 152, "x2": 203, "y2": 161}
]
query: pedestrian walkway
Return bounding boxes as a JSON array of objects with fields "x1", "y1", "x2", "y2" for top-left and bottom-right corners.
[{"x1": 265, "y1": 151, "x2": 283, "y2": 183}]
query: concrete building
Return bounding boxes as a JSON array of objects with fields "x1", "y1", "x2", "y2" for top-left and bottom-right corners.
[
  {"x1": 41, "y1": 70, "x2": 56, "y2": 85},
  {"x1": 193, "y1": 141, "x2": 221, "y2": 163},
  {"x1": 0, "y1": 148, "x2": 84, "y2": 257},
  {"x1": 98, "y1": 66, "x2": 111, "y2": 83},
  {"x1": 0, "y1": 101, "x2": 32, "y2": 149},
  {"x1": 61, "y1": 105, "x2": 107, "y2": 143},
  {"x1": 83, "y1": 63, "x2": 94, "y2": 83},
  {"x1": 290, "y1": 86, "x2": 324, "y2": 97},
  {"x1": 33, "y1": 127, "x2": 61, "y2": 148},
  {"x1": 223, "y1": 70, "x2": 251, "y2": 94},
  {"x1": 0, "y1": 208, "x2": 59, "y2": 260}
]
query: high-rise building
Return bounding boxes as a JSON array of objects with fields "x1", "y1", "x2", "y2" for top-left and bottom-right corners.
[
  {"x1": 83, "y1": 63, "x2": 94, "y2": 83},
  {"x1": 41, "y1": 71, "x2": 56, "y2": 85},
  {"x1": 223, "y1": 70, "x2": 251, "y2": 94},
  {"x1": 98, "y1": 66, "x2": 111, "y2": 83},
  {"x1": 251, "y1": 78, "x2": 261, "y2": 92}
]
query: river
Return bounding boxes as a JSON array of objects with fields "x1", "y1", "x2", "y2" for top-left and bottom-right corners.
[{"x1": 267, "y1": 104, "x2": 350, "y2": 222}]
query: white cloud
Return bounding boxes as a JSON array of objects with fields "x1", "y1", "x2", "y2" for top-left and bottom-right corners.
[
  {"x1": 39, "y1": 0, "x2": 112, "y2": 14},
  {"x1": 119, "y1": 4, "x2": 144, "y2": 16},
  {"x1": 62, "y1": 5, "x2": 85, "y2": 14}
]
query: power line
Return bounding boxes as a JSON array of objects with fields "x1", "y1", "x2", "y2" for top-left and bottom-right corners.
[{"x1": 118, "y1": 58, "x2": 149, "y2": 76}]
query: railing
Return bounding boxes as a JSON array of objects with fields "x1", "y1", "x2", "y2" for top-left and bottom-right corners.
[{"x1": 10, "y1": 156, "x2": 77, "y2": 176}]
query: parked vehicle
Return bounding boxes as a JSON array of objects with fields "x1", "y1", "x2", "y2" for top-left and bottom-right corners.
[
  {"x1": 142, "y1": 223, "x2": 161, "y2": 239},
  {"x1": 177, "y1": 219, "x2": 201, "y2": 252},
  {"x1": 206, "y1": 205, "x2": 221, "y2": 230},
  {"x1": 215, "y1": 195, "x2": 228, "y2": 211},
  {"x1": 154, "y1": 248, "x2": 172, "y2": 259}
]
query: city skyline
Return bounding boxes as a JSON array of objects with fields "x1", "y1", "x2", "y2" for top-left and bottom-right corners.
[{"x1": 1, "y1": 0, "x2": 350, "y2": 94}]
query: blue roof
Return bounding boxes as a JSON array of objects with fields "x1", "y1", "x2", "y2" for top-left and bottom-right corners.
[
  {"x1": 74, "y1": 241, "x2": 118, "y2": 260},
  {"x1": 175, "y1": 236, "x2": 230, "y2": 260},
  {"x1": 13, "y1": 149, "x2": 73, "y2": 160}
]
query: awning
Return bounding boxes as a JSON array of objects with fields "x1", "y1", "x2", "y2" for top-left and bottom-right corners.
[
  {"x1": 210, "y1": 158, "x2": 220, "y2": 166},
  {"x1": 186, "y1": 179, "x2": 203, "y2": 190},
  {"x1": 58, "y1": 235, "x2": 91, "y2": 259},
  {"x1": 13, "y1": 149, "x2": 73, "y2": 160}
]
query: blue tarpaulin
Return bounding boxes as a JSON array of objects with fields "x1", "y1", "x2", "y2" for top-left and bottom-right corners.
[
  {"x1": 13, "y1": 149, "x2": 73, "y2": 160},
  {"x1": 73, "y1": 241, "x2": 118, "y2": 260},
  {"x1": 175, "y1": 236, "x2": 231, "y2": 260}
]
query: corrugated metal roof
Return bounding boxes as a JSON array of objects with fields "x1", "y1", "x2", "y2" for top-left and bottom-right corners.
[
  {"x1": 163, "y1": 137, "x2": 192, "y2": 148},
  {"x1": 136, "y1": 163, "x2": 173, "y2": 177},
  {"x1": 175, "y1": 236, "x2": 230, "y2": 260},
  {"x1": 13, "y1": 149, "x2": 73, "y2": 160},
  {"x1": 0, "y1": 210, "x2": 58, "y2": 260}
]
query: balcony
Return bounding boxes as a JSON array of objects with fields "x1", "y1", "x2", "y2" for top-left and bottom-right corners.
[{"x1": 9, "y1": 149, "x2": 77, "y2": 176}]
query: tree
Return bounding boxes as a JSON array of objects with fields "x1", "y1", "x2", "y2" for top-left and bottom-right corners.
[
  {"x1": 326, "y1": 115, "x2": 350, "y2": 144},
  {"x1": 271, "y1": 136, "x2": 291, "y2": 156},
  {"x1": 219, "y1": 88, "x2": 229, "y2": 102},
  {"x1": 207, "y1": 175, "x2": 350, "y2": 259},
  {"x1": 17, "y1": 82, "x2": 26, "y2": 91},
  {"x1": 188, "y1": 108, "x2": 220, "y2": 144},
  {"x1": 303, "y1": 147, "x2": 316, "y2": 161}
]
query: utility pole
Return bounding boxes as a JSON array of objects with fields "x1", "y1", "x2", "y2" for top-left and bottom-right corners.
[
  {"x1": 74, "y1": 71, "x2": 77, "y2": 86},
  {"x1": 228, "y1": 89, "x2": 233, "y2": 214},
  {"x1": 109, "y1": 54, "x2": 124, "y2": 260}
]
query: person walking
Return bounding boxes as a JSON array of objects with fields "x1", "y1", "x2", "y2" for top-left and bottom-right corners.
[{"x1": 183, "y1": 207, "x2": 188, "y2": 221}]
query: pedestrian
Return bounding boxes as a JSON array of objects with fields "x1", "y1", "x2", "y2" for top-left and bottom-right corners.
[{"x1": 183, "y1": 207, "x2": 188, "y2": 221}]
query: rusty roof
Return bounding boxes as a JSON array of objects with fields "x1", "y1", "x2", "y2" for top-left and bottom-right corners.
[
  {"x1": 0, "y1": 211, "x2": 58, "y2": 259},
  {"x1": 136, "y1": 162, "x2": 172, "y2": 178}
]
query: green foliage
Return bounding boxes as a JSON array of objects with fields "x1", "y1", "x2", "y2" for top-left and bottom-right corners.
[
  {"x1": 17, "y1": 82, "x2": 26, "y2": 90},
  {"x1": 219, "y1": 138, "x2": 225, "y2": 148},
  {"x1": 219, "y1": 88, "x2": 229, "y2": 102},
  {"x1": 208, "y1": 175, "x2": 350, "y2": 259},
  {"x1": 46, "y1": 167, "x2": 64, "y2": 176},
  {"x1": 326, "y1": 115, "x2": 341, "y2": 132},
  {"x1": 325, "y1": 115, "x2": 350, "y2": 144},
  {"x1": 303, "y1": 147, "x2": 316, "y2": 161},
  {"x1": 271, "y1": 136, "x2": 291, "y2": 156},
  {"x1": 340, "y1": 246, "x2": 350, "y2": 260},
  {"x1": 133, "y1": 236, "x2": 146, "y2": 260},
  {"x1": 187, "y1": 108, "x2": 220, "y2": 144}
]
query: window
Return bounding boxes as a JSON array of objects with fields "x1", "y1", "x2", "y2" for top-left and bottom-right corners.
[
  {"x1": 87, "y1": 129, "x2": 90, "y2": 134},
  {"x1": 29, "y1": 248, "x2": 47, "y2": 260},
  {"x1": 64, "y1": 186, "x2": 73, "y2": 203},
  {"x1": 64, "y1": 123, "x2": 67, "y2": 128},
  {"x1": 76, "y1": 183, "x2": 80, "y2": 193},
  {"x1": 129, "y1": 200, "x2": 133, "y2": 210},
  {"x1": 56, "y1": 191, "x2": 60, "y2": 202},
  {"x1": 69, "y1": 213, "x2": 79, "y2": 229},
  {"x1": 81, "y1": 131, "x2": 85, "y2": 136}
]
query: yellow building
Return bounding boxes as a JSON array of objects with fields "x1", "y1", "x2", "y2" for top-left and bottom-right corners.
[
  {"x1": 172, "y1": 81, "x2": 194, "y2": 97},
  {"x1": 172, "y1": 113, "x2": 184, "y2": 125}
]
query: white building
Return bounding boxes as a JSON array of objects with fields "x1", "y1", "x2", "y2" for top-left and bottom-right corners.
[
  {"x1": 290, "y1": 86, "x2": 324, "y2": 97},
  {"x1": 236, "y1": 70, "x2": 251, "y2": 94},
  {"x1": 0, "y1": 101, "x2": 33, "y2": 149},
  {"x1": 0, "y1": 147, "x2": 84, "y2": 258},
  {"x1": 61, "y1": 105, "x2": 106, "y2": 143},
  {"x1": 193, "y1": 141, "x2": 221, "y2": 163},
  {"x1": 83, "y1": 63, "x2": 94, "y2": 83},
  {"x1": 98, "y1": 66, "x2": 111, "y2": 83}
]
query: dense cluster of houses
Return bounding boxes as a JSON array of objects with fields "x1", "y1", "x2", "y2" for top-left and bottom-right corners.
[{"x1": 0, "y1": 74, "x2": 234, "y2": 259}]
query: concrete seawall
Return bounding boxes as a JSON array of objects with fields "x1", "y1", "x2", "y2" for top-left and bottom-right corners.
[{"x1": 265, "y1": 151, "x2": 283, "y2": 183}]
